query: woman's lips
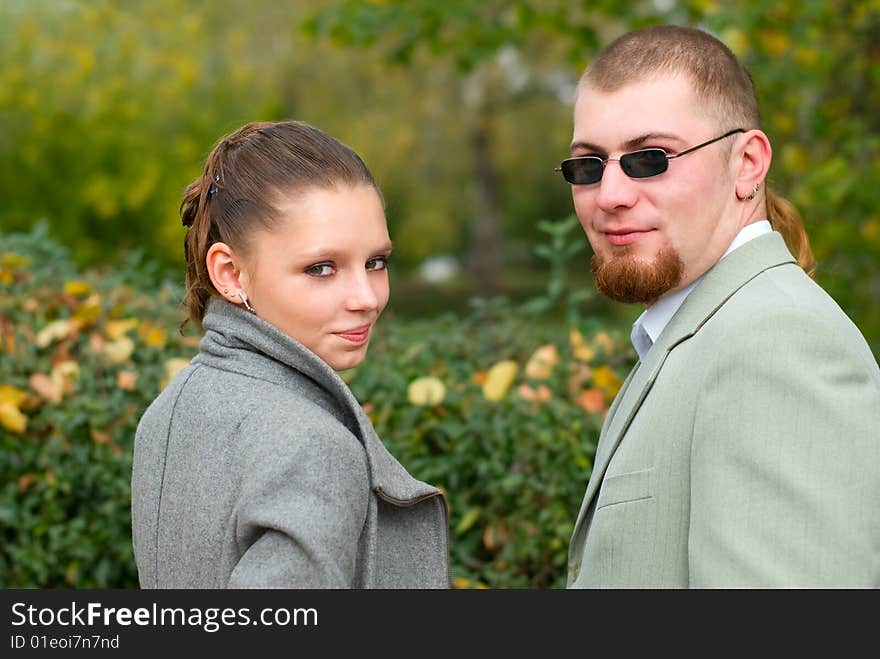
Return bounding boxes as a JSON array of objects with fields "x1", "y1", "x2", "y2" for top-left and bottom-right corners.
[{"x1": 335, "y1": 325, "x2": 371, "y2": 345}]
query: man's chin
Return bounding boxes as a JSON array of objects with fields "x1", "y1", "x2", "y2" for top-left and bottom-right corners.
[{"x1": 590, "y1": 249, "x2": 684, "y2": 305}]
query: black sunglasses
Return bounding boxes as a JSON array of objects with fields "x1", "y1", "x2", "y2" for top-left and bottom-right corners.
[{"x1": 556, "y1": 128, "x2": 745, "y2": 185}]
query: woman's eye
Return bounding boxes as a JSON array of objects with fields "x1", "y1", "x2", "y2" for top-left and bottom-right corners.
[
  {"x1": 366, "y1": 256, "x2": 389, "y2": 271},
  {"x1": 305, "y1": 263, "x2": 334, "y2": 277}
]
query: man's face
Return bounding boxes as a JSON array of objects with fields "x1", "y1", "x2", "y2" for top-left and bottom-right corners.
[{"x1": 570, "y1": 74, "x2": 742, "y2": 305}]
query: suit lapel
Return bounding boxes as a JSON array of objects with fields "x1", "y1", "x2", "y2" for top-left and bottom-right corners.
[{"x1": 572, "y1": 231, "x2": 796, "y2": 531}]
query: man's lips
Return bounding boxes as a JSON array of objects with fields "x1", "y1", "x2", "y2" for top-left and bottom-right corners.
[
  {"x1": 602, "y1": 228, "x2": 654, "y2": 247},
  {"x1": 334, "y1": 325, "x2": 371, "y2": 344}
]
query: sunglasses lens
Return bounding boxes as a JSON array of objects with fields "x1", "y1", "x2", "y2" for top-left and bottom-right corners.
[
  {"x1": 561, "y1": 158, "x2": 603, "y2": 185},
  {"x1": 620, "y1": 149, "x2": 668, "y2": 178}
]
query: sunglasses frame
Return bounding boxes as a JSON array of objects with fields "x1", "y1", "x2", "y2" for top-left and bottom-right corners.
[{"x1": 556, "y1": 128, "x2": 746, "y2": 185}]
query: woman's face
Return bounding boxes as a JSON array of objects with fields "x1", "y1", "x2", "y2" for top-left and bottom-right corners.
[{"x1": 240, "y1": 184, "x2": 391, "y2": 371}]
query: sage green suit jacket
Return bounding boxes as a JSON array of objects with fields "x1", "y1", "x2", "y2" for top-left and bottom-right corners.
[{"x1": 568, "y1": 232, "x2": 880, "y2": 588}]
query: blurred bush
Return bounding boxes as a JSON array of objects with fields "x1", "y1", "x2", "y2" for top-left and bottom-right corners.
[
  {"x1": 0, "y1": 220, "x2": 634, "y2": 588},
  {"x1": 0, "y1": 223, "x2": 199, "y2": 587}
]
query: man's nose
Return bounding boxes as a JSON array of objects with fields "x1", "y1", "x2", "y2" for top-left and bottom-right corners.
[{"x1": 595, "y1": 160, "x2": 638, "y2": 211}]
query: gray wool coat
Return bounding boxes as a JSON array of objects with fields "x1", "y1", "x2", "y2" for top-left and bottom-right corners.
[{"x1": 131, "y1": 298, "x2": 450, "y2": 588}]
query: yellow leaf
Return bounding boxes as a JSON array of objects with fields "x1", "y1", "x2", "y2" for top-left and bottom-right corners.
[
  {"x1": 0, "y1": 384, "x2": 28, "y2": 408},
  {"x1": 138, "y1": 322, "x2": 167, "y2": 349},
  {"x1": 575, "y1": 388, "x2": 606, "y2": 415},
  {"x1": 35, "y1": 319, "x2": 73, "y2": 348},
  {"x1": 593, "y1": 366, "x2": 623, "y2": 399},
  {"x1": 455, "y1": 507, "x2": 481, "y2": 535},
  {"x1": 483, "y1": 522, "x2": 510, "y2": 551},
  {"x1": 72, "y1": 297, "x2": 101, "y2": 326},
  {"x1": 593, "y1": 331, "x2": 614, "y2": 356},
  {"x1": 17, "y1": 473, "x2": 37, "y2": 493},
  {"x1": 91, "y1": 429, "x2": 110, "y2": 444},
  {"x1": 571, "y1": 328, "x2": 597, "y2": 361},
  {"x1": 160, "y1": 357, "x2": 192, "y2": 389},
  {"x1": 518, "y1": 383, "x2": 551, "y2": 402},
  {"x1": 51, "y1": 361, "x2": 79, "y2": 393},
  {"x1": 102, "y1": 337, "x2": 135, "y2": 364},
  {"x1": 1, "y1": 252, "x2": 31, "y2": 269},
  {"x1": 29, "y1": 372, "x2": 62, "y2": 404},
  {"x1": 575, "y1": 455, "x2": 591, "y2": 470},
  {"x1": 794, "y1": 47, "x2": 818, "y2": 66},
  {"x1": 105, "y1": 319, "x2": 138, "y2": 340},
  {"x1": 524, "y1": 344, "x2": 559, "y2": 379},
  {"x1": 482, "y1": 360, "x2": 518, "y2": 401},
  {"x1": 0, "y1": 402, "x2": 27, "y2": 433},
  {"x1": 63, "y1": 280, "x2": 92, "y2": 297},
  {"x1": 721, "y1": 27, "x2": 749, "y2": 57},
  {"x1": 116, "y1": 370, "x2": 139, "y2": 391},
  {"x1": 407, "y1": 376, "x2": 446, "y2": 406},
  {"x1": 860, "y1": 217, "x2": 879, "y2": 241},
  {"x1": 573, "y1": 343, "x2": 596, "y2": 363},
  {"x1": 759, "y1": 28, "x2": 789, "y2": 57}
]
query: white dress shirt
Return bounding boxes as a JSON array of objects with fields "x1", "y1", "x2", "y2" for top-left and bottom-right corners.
[{"x1": 630, "y1": 220, "x2": 772, "y2": 361}]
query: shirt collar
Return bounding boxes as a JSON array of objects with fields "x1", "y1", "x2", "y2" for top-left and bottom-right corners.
[{"x1": 629, "y1": 220, "x2": 772, "y2": 361}]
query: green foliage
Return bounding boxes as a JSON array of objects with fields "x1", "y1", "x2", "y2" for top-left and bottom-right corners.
[
  {"x1": 302, "y1": 0, "x2": 601, "y2": 71},
  {"x1": 1, "y1": 223, "x2": 634, "y2": 588},
  {"x1": 700, "y1": 5, "x2": 880, "y2": 358},
  {"x1": 0, "y1": 224, "x2": 199, "y2": 587},
  {"x1": 0, "y1": 0, "x2": 284, "y2": 269}
]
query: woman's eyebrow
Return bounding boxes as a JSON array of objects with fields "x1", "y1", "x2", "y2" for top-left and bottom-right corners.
[{"x1": 298, "y1": 241, "x2": 394, "y2": 261}]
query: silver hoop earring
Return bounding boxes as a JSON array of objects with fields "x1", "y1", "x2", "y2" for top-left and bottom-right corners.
[
  {"x1": 745, "y1": 182, "x2": 760, "y2": 201},
  {"x1": 238, "y1": 291, "x2": 256, "y2": 314}
]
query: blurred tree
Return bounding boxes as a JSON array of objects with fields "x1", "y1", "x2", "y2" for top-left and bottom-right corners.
[{"x1": 0, "y1": 0, "x2": 290, "y2": 268}]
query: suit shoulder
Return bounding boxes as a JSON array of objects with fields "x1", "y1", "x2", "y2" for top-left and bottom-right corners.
[{"x1": 714, "y1": 265, "x2": 873, "y2": 352}]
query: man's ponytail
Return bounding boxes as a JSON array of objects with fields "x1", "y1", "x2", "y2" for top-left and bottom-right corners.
[{"x1": 766, "y1": 187, "x2": 816, "y2": 278}]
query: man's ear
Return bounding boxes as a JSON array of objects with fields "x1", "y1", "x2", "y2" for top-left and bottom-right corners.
[
  {"x1": 734, "y1": 129, "x2": 772, "y2": 200},
  {"x1": 206, "y1": 242, "x2": 245, "y2": 303}
]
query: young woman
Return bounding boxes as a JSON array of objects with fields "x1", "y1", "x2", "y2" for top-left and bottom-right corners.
[{"x1": 131, "y1": 120, "x2": 449, "y2": 588}]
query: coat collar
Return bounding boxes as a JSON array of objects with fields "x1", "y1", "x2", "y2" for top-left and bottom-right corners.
[
  {"x1": 198, "y1": 298, "x2": 439, "y2": 503},
  {"x1": 572, "y1": 231, "x2": 796, "y2": 527}
]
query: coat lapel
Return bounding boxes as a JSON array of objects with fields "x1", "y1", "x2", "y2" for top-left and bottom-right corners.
[{"x1": 572, "y1": 231, "x2": 796, "y2": 528}]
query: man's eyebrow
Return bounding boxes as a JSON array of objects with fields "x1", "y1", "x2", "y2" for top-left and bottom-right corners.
[
  {"x1": 570, "y1": 132, "x2": 684, "y2": 155},
  {"x1": 569, "y1": 140, "x2": 604, "y2": 155}
]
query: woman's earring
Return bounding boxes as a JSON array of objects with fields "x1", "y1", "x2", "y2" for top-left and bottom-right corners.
[
  {"x1": 745, "y1": 182, "x2": 760, "y2": 201},
  {"x1": 238, "y1": 290, "x2": 256, "y2": 314}
]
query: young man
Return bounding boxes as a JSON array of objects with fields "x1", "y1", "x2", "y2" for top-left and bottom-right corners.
[{"x1": 560, "y1": 25, "x2": 880, "y2": 587}]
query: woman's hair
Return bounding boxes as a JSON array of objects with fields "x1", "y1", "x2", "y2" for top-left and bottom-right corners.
[
  {"x1": 180, "y1": 120, "x2": 383, "y2": 326},
  {"x1": 580, "y1": 24, "x2": 815, "y2": 276}
]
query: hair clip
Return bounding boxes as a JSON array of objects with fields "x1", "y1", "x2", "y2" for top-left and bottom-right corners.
[{"x1": 209, "y1": 174, "x2": 220, "y2": 196}]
